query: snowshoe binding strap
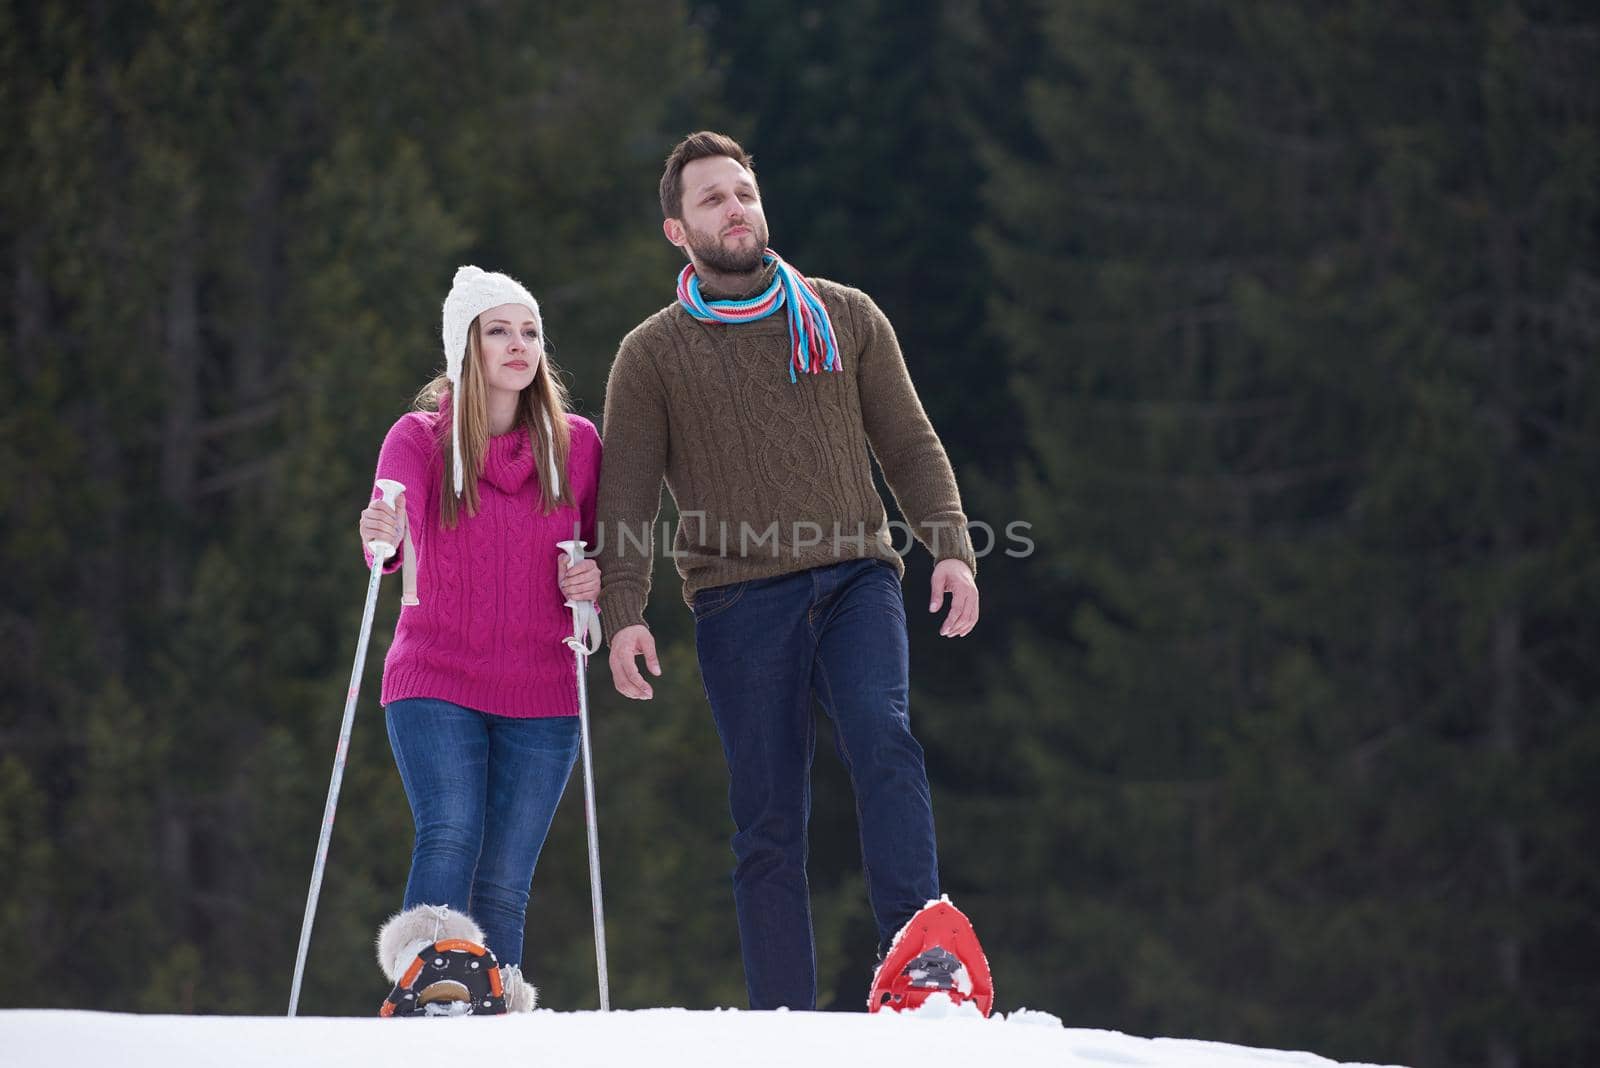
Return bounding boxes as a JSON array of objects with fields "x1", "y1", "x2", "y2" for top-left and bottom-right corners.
[
  {"x1": 380, "y1": 939, "x2": 507, "y2": 1017},
  {"x1": 900, "y1": 945, "x2": 965, "y2": 991}
]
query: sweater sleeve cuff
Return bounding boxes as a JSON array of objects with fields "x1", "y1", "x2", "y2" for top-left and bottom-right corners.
[
  {"x1": 362, "y1": 543, "x2": 404, "y2": 574},
  {"x1": 598, "y1": 587, "x2": 648, "y2": 645},
  {"x1": 921, "y1": 514, "x2": 978, "y2": 579}
]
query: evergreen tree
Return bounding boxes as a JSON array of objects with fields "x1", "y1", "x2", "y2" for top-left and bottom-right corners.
[
  {"x1": 0, "y1": 0, "x2": 718, "y2": 1014},
  {"x1": 972, "y1": 2, "x2": 1599, "y2": 1064}
]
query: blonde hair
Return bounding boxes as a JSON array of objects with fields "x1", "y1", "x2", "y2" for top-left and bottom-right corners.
[{"x1": 415, "y1": 320, "x2": 574, "y2": 528}]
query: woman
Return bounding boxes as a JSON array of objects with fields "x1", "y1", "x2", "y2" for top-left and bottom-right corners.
[{"x1": 360, "y1": 266, "x2": 602, "y2": 1012}]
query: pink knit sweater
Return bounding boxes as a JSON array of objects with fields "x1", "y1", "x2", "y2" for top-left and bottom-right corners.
[{"x1": 364, "y1": 409, "x2": 601, "y2": 717}]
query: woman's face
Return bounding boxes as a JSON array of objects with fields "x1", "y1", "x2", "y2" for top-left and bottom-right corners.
[{"x1": 477, "y1": 303, "x2": 542, "y2": 396}]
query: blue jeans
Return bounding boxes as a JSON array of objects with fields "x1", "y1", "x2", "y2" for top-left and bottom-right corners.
[
  {"x1": 693, "y1": 558, "x2": 941, "y2": 1010},
  {"x1": 385, "y1": 698, "x2": 579, "y2": 967}
]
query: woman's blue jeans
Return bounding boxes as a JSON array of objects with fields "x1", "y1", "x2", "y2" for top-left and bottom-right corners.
[
  {"x1": 384, "y1": 698, "x2": 579, "y2": 967},
  {"x1": 693, "y1": 558, "x2": 941, "y2": 1010}
]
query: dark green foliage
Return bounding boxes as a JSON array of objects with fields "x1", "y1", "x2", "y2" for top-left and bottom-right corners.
[
  {"x1": 1, "y1": 0, "x2": 714, "y2": 1017},
  {"x1": 972, "y1": 2, "x2": 1600, "y2": 1065}
]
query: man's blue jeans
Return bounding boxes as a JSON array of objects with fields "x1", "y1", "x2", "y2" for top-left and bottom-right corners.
[
  {"x1": 693, "y1": 558, "x2": 941, "y2": 1010},
  {"x1": 385, "y1": 698, "x2": 579, "y2": 967}
]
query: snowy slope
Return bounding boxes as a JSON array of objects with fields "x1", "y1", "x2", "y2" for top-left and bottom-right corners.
[{"x1": 5, "y1": 1004, "x2": 1406, "y2": 1068}]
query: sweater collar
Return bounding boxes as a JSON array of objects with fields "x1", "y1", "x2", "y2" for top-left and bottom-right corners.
[
  {"x1": 481, "y1": 426, "x2": 536, "y2": 496},
  {"x1": 695, "y1": 259, "x2": 780, "y2": 302}
]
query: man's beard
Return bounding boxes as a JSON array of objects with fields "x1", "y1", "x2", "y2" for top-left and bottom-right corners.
[{"x1": 684, "y1": 219, "x2": 769, "y2": 275}]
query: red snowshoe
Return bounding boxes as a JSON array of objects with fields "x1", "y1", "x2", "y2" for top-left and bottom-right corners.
[
  {"x1": 867, "y1": 896, "x2": 994, "y2": 1017},
  {"x1": 380, "y1": 939, "x2": 506, "y2": 1017}
]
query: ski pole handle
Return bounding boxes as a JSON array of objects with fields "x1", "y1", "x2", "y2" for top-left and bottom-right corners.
[
  {"x1": 557, "y1": 539, "x2": 601, "y2": 658},
  {"x1": 369, "y1": 479, "x2": 406, "y2": 562},
  {"x1": 557, "y1": 538, "x2": 586, "y2": 567}
]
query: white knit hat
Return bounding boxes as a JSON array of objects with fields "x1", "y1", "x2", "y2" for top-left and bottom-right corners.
[{"x1": 440, "y1": 265, "x2": 555, "y2": 497}]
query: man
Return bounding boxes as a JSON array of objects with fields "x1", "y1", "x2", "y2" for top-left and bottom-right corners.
[{"x1": 595, "y1": 131, "x2": 980, "y2": 1011}]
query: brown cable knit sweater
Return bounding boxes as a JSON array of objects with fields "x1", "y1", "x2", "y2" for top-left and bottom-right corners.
[{"x1": 594, "y1": 263, "x2": 976, "y2": 643}]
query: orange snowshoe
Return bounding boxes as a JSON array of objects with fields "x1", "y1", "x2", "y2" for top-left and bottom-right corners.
[{"x1": 380, "y1": 939, "x2": 506, "y2": 1017}]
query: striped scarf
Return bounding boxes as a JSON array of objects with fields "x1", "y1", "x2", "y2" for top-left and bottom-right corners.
[{"x1": 676, "y1": 249, "x2": 841, "y2": 381}]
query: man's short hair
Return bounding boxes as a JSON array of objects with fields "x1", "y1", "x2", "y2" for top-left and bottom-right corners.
[{"x1": 659, "y1": 131, "x2": 755, "y2": 220}]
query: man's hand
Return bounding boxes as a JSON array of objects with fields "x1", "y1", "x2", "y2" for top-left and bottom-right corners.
[
  {"x1": 929, "y1": 559, "x2": 979, "y2": 638},
  {"x1": 608, "y1": 623, "x2": 662, "y2": 699}
]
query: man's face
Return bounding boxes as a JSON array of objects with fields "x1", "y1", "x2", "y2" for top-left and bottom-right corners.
[{"x1": 665, "y1": 155, "x2": 769, "y2": 274}]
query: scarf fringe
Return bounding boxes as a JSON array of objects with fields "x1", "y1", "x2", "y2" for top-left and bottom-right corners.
[{"x1": 677, "y1": 250, "x2": 841, "y2": 381}]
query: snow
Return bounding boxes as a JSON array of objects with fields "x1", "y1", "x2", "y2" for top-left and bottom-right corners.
[{"x1": 2, "y1": 1005, "x2": 1407, "y2": 1068}]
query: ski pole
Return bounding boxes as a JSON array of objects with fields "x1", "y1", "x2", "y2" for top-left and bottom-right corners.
[
  {"x1": 558, "y1": 538, "x2": 610, "y2": 1011},
  {"x1": 288, "y1": 478, "x2": 406, "y2": 1018}
]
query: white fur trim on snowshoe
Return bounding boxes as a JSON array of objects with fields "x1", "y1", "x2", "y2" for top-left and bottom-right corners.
[
  {"x1": 499, "y1": 964, "x2": 539, "y2": 1012},
  {"x1": 376, "y1": 904, "x2": 486, "y2": 983}
]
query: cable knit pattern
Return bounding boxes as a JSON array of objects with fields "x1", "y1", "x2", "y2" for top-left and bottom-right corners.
[
  {"x1": 595, "y1": 267, "x2": 975, "y2": 644},
  {"x1": 364, "y1": 411, "x2": 601, "y2": 717}
]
